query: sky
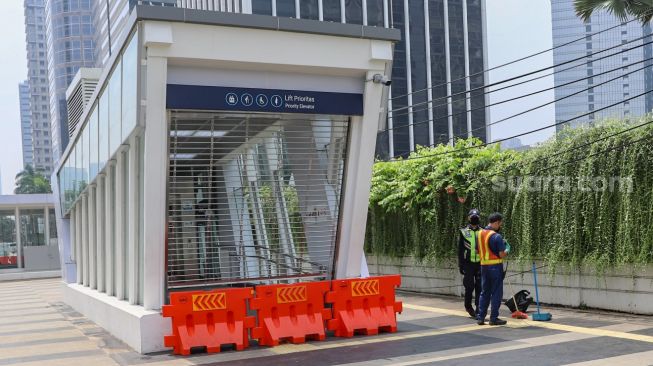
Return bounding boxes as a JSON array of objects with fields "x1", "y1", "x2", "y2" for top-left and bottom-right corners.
[
  {"x1": 0, "y1": 1, "x2": 27, "y2": 194},
  {"x1": 0, "y1": 0, "x2": 556, "y2": 194}
]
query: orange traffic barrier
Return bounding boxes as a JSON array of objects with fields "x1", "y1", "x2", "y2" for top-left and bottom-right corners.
[
  {"x1": 325, "y1": 275, "x2": 403, "y2": 337},
  {"x1": 162, "y1": 288, "x2": 256, "y2": 355},
  {"x1": 251, "y1": 281, "x2": 331, "y2": 346}
]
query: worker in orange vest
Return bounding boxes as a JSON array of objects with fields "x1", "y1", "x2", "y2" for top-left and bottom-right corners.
[{"x1": 476, "y1": 212, "x2": 511, "y2": 326}]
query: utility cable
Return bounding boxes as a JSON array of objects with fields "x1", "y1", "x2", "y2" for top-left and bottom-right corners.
[
  {"x1": 384, "y1": 55, "x2": 653, "y2": 135},
  {"x1": 495, "y1": 118, "x2": 653, "y2": 176},
  {"x1": 377, "y1": 88, "x2": 653, "y2": 163},
  {"x1": 390, "y1": 18, "x2": 639, "y2": 101},
  {"x1": 383, "y1": 64, "x2": 653, "y2": 160},
  {"x1": 390, "y1": 27, "x2": 651, "y2": 104}
]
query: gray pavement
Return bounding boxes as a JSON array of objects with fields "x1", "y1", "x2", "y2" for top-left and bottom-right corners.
[{"x1": 1, "y1": 278, "x2": 653, "y2": 365}]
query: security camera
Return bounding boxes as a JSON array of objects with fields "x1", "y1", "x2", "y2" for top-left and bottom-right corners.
[{"x1": 372, "y1": 74, "x2": 392, "y2": 86}]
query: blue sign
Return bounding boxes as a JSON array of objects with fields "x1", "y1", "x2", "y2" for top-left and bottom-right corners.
[{"x1": 166, "y1": 84, "x2": 364, "y2": 116}]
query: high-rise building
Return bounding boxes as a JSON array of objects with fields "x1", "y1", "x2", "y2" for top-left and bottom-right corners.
[
  {"x1": 23, "y1": 0, "x2": 54, "y2": 175},
  {"x1": 19, "y1": 81, "x2": 34, "y2": 169},
  {"x1": 551, "y1": 0, "x2": 653, "y2": 131},
  {"x1": 248, "y1": 0, "x2": 490, "y2": 158},
  {"x1": 381, "y1": 0, "x2": 489, "y2": 158},
  {"x1": 44, "y1": 0, "x2": 97, "y2": 160}
]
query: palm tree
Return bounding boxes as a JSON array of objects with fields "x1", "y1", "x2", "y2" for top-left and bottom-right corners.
[
  {"x1": 574, "y1": 0, "x2": 653, "y2": 23},
  {"x1": 14, "y1": 165, "x2": 52, "y2": 194}
]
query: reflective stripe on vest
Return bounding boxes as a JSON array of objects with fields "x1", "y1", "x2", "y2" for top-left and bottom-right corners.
[
  {"x1": 477, "y1": 229, "x2": 503, "y2": 266},
  {"x1": 460, "y1": 228, "x2": 480, "y2": 263}
]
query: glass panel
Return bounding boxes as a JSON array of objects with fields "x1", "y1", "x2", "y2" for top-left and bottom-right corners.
[
  {"x1": 21, "y1": 209, "x2": 45, "y2": 247},
  {"x1": 109, "y1": 60, "x2": 122, "y2": 157},
  {"x1": 276, "y1": 0, "x2": 296, "y2": 17},
  {"x1": 122, "y1": 35, "x2": 138, "y2": 140},
  {"x1": 0, "y1": 211, "x2": 17, "y2": 269},
  {"x1": 367, "y1": 0, "x2": 384, "y2": 26},
  {"x1": 89, "y1": 106, "x2": 99, "y2": 181},
  {"x1": 99, "y1": 90, "x2": 109, "y2": 171},
  {"x1": 82, "y1": 124, "x2": 90, "y2": 188},
  {"x1": 49, "y1": 209, "x2": 58, "y2": 245},
  {"x1": 252, "y1": 0, "x2": 272, "y2": 15},
  {"x1": 345, "y1": 0, "x2": 363, "y2": 24},
  {"x1": 323, "y1": 0, "x2": 341, "y2": 22},
  {"x1": 300, "y1": 0, "x2": 319, "y2": 20}
]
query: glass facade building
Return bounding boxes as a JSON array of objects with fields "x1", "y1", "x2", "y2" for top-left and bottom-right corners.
[
  {"x1": 551, "y1": 0, "x2": 653, "y2": 131},
  {"x1": 45, "y1": 0, "x2": 97, "y2": 160},
  {"x1": 23, "y1": 0, "x2": 54, "y2": 174}
]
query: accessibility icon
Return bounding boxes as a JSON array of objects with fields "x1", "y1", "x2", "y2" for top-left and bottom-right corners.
[
  {"x1": 271, "y1": 95, "x2": 283, "y2": 108},
  {"x1": 241, "y1": 93, "x2": 253, "y2": 107},
  {"x1": 226, "y1": 93, "x2": 238, "y2": 106},
  {"x1": 256, "y1": 94, "x2": 268, "y2": 107}
]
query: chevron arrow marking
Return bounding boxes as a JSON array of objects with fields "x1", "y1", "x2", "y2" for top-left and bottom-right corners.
[
  {"x1": 192, "y1": 293, "x2": 227, "y2": 311},
  {"x1": 277, "y1": 286, "x2": 307, "y2": 303},
  {"x1": 352, "y1": 280, "x2": 380, "y2": 297}
]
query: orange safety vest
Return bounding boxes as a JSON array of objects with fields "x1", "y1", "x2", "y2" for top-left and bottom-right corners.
[{"x1": 477, "y1": 229, "x2": 503, "y2": 266}]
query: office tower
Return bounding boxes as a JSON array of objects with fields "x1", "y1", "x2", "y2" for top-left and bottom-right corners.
[
  {"x1": 44, "y1": 0, "x2": 97, "y2": 160},
  {"x1": 23, "y1": 0, "x2": 54, "y2": 174},
  {"x1": 551, "y1": 0, "x2": 653, "y2": 131},
  {"x1": 249, "y1": 0, "x2": 490, "y2": 158},
  {"x1": 384, "y1": 0, "x2": 489, "y2": 158},
  {"x1": 19, "y1": 82, "x2": 34, "y2": 169}
]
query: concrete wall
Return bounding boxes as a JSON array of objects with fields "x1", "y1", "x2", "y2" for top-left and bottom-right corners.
[
  {"x1": 23, "y1": 246, "x2": 61, "y2": 271},
  {"x1": 368, "y1": 255, "x2": 653, "y2": 315}
]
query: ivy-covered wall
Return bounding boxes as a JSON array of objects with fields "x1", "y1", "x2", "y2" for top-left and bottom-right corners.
[{"x1": 365, "y1": 120, "x2": 653, "y2": 272}]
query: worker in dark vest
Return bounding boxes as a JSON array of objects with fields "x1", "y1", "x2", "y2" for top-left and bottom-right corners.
[
  {"x1": 458, "y1": 209, "x2": 482, "y2": 318},
  {"x1": 476, "y1": 212, "x2": 511, "y2": 326}
]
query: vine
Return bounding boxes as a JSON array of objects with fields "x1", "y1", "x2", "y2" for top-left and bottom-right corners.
[{"x1": 366, "y1": 118, "x2": 653, "y2": 269}]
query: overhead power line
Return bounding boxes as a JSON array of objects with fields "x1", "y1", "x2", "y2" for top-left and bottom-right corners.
[
  {"x1": 390, "y1": 32, "x2": 653, "y2": 112},
  {"x1": 377, "y1": 89, "x2": 653, "y2": 163},
  {"x1": 382, "y1": 55, "x2": 653, "y2": 135},
  {"x1": 390, "y1": 18, "x2": 639, "y2": 101},
  {"x1": 381, "y1": 61, "x2": 653, "y2": 158}
]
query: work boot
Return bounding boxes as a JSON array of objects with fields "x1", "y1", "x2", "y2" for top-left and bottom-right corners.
[
  {"x1": 466, "y1": 307, "x2": 476, "y2": 318},
  {"x1": 489, "y1": 318, "x2": 507, "y2": 326},
  {"x1": 477, "y1": 318, "x2": 485, "y2": 325}
]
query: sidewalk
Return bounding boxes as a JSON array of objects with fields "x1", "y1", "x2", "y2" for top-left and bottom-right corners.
[{"x1": 2, "y1": 278, "x2": 653, "y2": 365}]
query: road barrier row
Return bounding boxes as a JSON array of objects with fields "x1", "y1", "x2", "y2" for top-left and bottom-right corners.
[{"x1": 162, "y1": 275, "x2": 402, "y2": 355}]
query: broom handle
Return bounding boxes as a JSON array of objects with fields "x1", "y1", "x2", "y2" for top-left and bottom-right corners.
[{"x1": 532, "y1": 261, "x2": 542, "y2": 314}]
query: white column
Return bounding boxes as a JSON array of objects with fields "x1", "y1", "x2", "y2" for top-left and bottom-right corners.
[
  {"x1": 462, "y1": 0, "x2": 473, "y2": 138},
  {"x1": 44, "y1": 206, "x2": 50, "y2": 246},
  {"x1": 362, "y1": 0, "x2": 368, "y2": 25},
  {"x1": 81, "y1": 194, "x2": 89, "y2": 286},
  {"x1": 340, "y1": 0, "x2": 345, "y2": 23},
  {"x1": 127, "y1": 137, "x2": 140, "y2": 305},
  {"x1": 105, "y1": 162, "x2": 115, "y2": 296},
  {"x1": 115, "y1": 150, "x2": 126, "y2": 300},
  {"x1": 70, "y1": 207, "x2": 76, "y2": 261},
  {"x1": 14, "y1": 207, "x2": 21, "y2": 269},
  {"x1": 96, "y1": 174, "x2": 105, "y2": 293},
  {"x1": 76, "y1": 201, "x2": 83, "y2": 284},
  {"x1": 424, "y1": 0, "x2": 435, "y2": 146},
  {"x1": 295, "y1": 0, "x2": 300, "y2": 18},
  {"x1": 88, "y1": 186, "x2": 97, "y2": 290},
  {"x1": 142, "y1": 55, "x2": 168, "y2": 311},
  {"x1": 318, "y1": 0, "x2": 323, "y2": 20},
  {"x1": 383, "y1": 0, "x2": 389, "y2": 27},
  {"x1": 403, "y1": 0, "x2": 415, "y2": 152},
  {"x1": 387, "y1": 86, "x2": 394, "y2": 158},
  {"x1": 443, "y1": 0, "x2": 455, "y2": 144},
  {"x1": 335, "y1": 70, "x2": 387, "y2": 278}
]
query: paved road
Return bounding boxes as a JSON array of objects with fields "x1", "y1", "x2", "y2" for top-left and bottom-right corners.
[{"x1": 2, "y1": 278, "x2": 653, "y2": 365}]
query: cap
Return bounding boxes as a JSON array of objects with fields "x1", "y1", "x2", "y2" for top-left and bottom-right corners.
[{"x1": 468, "y1": 209, "x2": 480, "y2": 217}]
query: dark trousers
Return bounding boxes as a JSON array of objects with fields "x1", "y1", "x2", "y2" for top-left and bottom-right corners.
[
  {"x1": 462, "y1": 261, "x2": 481, "y2": 312},
  {"x1": 477, "y1": 264, "x2": 504, "y2": 322}
]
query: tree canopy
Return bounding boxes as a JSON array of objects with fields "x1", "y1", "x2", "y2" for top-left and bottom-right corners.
[{"x1": 15, "y1": 165, "x2": 52, "y2": 194}]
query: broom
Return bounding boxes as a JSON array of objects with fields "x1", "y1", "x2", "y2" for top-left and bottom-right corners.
[{"x1": 531, "y1": 261, "x2": 552, "y2": 321}]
